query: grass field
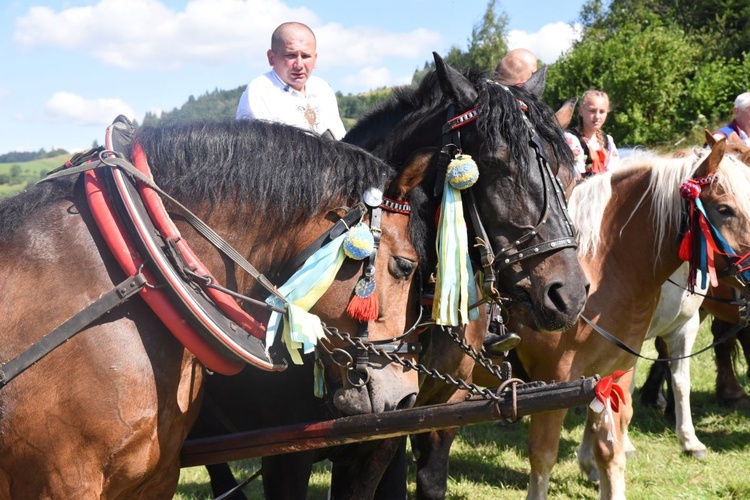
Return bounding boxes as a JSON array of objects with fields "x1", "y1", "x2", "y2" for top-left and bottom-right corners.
[
  {"x1": 175, "y1": 318, "x2": 750, "y2": 499},
  {"x1": 0, "y1": 153, "x2": 71, "y2": 198}
]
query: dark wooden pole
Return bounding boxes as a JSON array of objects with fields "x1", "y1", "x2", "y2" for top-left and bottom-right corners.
[{"x1": 181, "y1": 376, "x2": 598, "y2": 467}]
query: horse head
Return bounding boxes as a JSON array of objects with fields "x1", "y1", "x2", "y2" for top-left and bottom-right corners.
[
  {"x1": 688, "y1": 138, "x2": 750, "y2": 290},
  {"x1": 433, "y1": 53, "x2": 589, "y2": 331},
  {"x1": 346, "y1": 54, "x2": 589, "y2": 333},
  {"x1": 276, "y1": 149, "x2": 433, "y2": 417}
]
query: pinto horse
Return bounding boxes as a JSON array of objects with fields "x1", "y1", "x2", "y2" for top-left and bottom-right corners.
[
  {"x1": 473, "y1": 140, "x2": 750, "y2": 499},
  {"x1": 0, "y1": 119, "x2": 429, "y2": 498},
  {"x1": 200, "y1": 54, "x2": 589, "y2": 498},
  {"x1": 635, "y1": 133, "x2": 750, "y2": 459}
]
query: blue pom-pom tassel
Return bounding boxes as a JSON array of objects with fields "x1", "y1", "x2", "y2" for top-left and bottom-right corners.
[
  {"x1": 447, "y1": 154, "x2": 479, "y2": 190},
  {"x1": 343, "y1": 223, "x2": 374, "y2": 260}
]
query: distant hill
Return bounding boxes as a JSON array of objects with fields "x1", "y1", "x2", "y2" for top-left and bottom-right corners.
[
  {"x1": 0, "y1": 85, "x2": 396, "y2": 199},
  {"x1": 0, "y1": 148, "x2": 69, "y2": 164},
  {"x1": 142, "y1": 86, "x2": 246, "y2": 126},
  {"x1": 142, "y1": 84, "x2": 394, "y2": 130},
  {"x1": 0, "y1": 153, "x2": 70, "y2": 199}
]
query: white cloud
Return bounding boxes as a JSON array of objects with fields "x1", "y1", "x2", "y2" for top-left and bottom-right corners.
[
  {"x1": 341, "y1": 67, "x2": 412, "y2": 93},
  {"x1": 507, "y1": 22, "x2": 582, "y2": 64},
  {"x1": 44, "y1": 91, "x2": 136, "y2": 126},
  {"x1": 15, "y1": 0, "x2": 316, "y2": 70},
  {"x1": 14, "y1": 0, "x2": 441, "y2": 72},
  {"x1": 315, "y1": 24, "x2": 442, "y2": 69}
]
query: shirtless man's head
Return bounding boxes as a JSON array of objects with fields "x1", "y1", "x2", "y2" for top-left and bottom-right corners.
[{"x1": 494, "y1": 48, "x2": 538, "y2": 86}]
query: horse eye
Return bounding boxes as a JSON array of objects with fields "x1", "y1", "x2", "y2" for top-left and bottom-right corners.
[
  {"x1": 389, "y1": 256, "x2": 416, "y2": 279},
  {"x1": 717, "y1": 204, "x2": 736, "y2": 217}
]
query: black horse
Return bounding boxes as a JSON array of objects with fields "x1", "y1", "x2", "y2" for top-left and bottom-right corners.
[{"x1": 198, "y1": 53, "x2": 588, "y2": 499}]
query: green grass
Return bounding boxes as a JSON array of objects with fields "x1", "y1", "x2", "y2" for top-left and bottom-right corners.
[
  {"x1": 176, "y1": 319, "x2": 750, "y2": 498},
  {"x1": 0, "y1": 153, "x2": 71, "y2": 198}
]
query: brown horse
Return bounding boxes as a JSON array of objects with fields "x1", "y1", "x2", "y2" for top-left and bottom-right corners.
[
  {"x1": 0, "y1": 119, "x2": 429, "y2": 498},
  {"x1": 475, "y1": 140, "x2": 750, "y2": 498}
]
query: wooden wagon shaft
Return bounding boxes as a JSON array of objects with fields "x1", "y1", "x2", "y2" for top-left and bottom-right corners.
[{"x1": 180, "y1": 376, "x2": 598, "y2": 467}]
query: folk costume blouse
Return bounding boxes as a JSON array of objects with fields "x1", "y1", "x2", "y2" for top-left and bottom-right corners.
[
  {"x1": 564, "y1": 129, "x2": 620, "y2": 177},
  {"x1": 236, "y1": 70, "x2": 347, "y2": 140}
]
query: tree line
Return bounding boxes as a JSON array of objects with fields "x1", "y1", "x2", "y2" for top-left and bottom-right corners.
[
  {"x1": 6, "y1": 0, "x2": 746, "y2": 163},
  {"x1": 544, "y1": 0, "x2": 750, "y2": 147},
  {"x1": 143, "y1": 0, "x2": 746, "y2": 149},
  {"x1": 0, "y1": 148, "x2": 69, "y2": 164}
]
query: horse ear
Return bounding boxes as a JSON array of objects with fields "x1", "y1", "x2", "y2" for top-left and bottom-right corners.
[
  {"x1": 705, "y1": 129, "x2": 717, "y2": 147},
  {"x1": 433, "y1": 52, "x2": 477, "y2": 108},
  {"x1": 555, "y1": 97, "x2": 578, "y2": 129},
  {"x1": 523, "y1": 66, "x2": 547, "y2": 98},
  {"x1": 385, "y1": 148, "x2": 436, "y2": 200},
  {"x1": 696, "y1": 136, "x2": 726, "y2": 177}
]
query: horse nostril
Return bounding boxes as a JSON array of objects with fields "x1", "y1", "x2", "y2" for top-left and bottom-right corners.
[
  {"x1": 397, "y1": 393, "x2": 417, "y2": 410},
  {"x1": 546, "y1": 282, "x2": 568, "y2": 313}
]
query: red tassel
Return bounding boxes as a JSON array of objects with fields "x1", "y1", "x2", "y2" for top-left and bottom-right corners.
[
  {"x1": 594, "y1": 369, "x2": 629, "y2": 413},
  {"x1": 346, "y1": 293, "x2": 379, "y2": 322},
  {"x1": 679, "y1": 231, "x2": 692, "y2": 262}
]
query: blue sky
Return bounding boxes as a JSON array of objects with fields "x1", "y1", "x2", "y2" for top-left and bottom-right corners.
[{"x1": 0, "y1": 0, "x2": 587, "y2": 154}]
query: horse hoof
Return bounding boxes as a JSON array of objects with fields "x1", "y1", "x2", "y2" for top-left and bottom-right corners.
[
  {"x1": 639, "y1": 390, "x2": 667, "y2": 410},
  {"x1": 578, "y1": 460, "x2": 599, "y2": 484},
  {"x1": 584, "y1": 469, "x2": 599, "y2": 485},
  {"x1": 683, "y1": 448, "x2": 707, "y2": 459},
  {"x1": 719, "y1": 396, "x2": 750, "y2": 410}
]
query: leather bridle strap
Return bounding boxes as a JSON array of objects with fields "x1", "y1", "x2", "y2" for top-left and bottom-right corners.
[
  {"x1": 465, "y1": 188, "x2": 500, "y2": 298},
  {"x1": 276, "y1": 203, "x2": 366, "y2": 284},
  {"x1": 354, "y1": 205, "x2": 382, "y2": 373},
  {"x1": 493, "y1": 133, "x2": 577, "y2": 270}
]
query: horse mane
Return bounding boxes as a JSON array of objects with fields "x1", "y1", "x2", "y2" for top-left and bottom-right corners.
[
  {"x1": 132, "y1": 119, "x2": 429, "y2": 263},
  {"x1": 345, "y1": 68, "x2": 574, "y2": 173},
  {"x1": 132, "y1": 120, "x2": 394, "y2": 224},
  {"x1": 571, "y1": 149, "x2": 750, "y2": 258},
  {"x1": 0, "y1": 120, "x2": 430, "y2": 264}
]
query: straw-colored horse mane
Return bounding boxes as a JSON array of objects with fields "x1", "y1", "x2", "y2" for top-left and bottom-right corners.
[{"x1": 570, "y1": 149, "x2": 750, "y2": 258}]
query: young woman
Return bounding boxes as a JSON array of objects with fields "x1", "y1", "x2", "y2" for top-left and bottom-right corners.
[{"x1": 565, "y1": 90, "x2": 620, "y2": 178}]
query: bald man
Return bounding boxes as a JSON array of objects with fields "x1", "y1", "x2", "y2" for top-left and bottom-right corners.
[
  {"x1": 236, "y1": 22, "x2": 346, "y2": 139},
  {"x1": 494, "y1": 48, "x2": 539, "y2": 86}
]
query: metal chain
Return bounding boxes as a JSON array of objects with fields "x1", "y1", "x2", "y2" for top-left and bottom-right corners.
[
  {"x1": 320, "y1": 324, "x2": 509, "y2": 402},
  {"x1": 441, "y1": 326, "x2": 508, "y2": 381}
]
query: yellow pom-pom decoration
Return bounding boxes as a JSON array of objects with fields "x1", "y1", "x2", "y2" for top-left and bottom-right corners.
[
  {"x1": 343, "y1": 223, "x2": 374, "y2": 260},
  {"x1": 447, "y1": 154, "x2": 479, "y2": 190}
]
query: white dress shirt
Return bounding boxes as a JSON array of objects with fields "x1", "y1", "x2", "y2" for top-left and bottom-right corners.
[{"x1": 236, "y1": 70, "x2": 347, "y2": 140}]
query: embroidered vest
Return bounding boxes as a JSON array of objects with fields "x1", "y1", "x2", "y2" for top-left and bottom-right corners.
[{"x1": 567, "y1": 128, "x2": 610, "y2": 176}]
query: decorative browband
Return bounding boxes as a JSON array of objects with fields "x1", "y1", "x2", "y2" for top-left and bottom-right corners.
[
  {"x1": 380, "y1": 196, "x2": 411, "y2": 215},
  {"x1": 443, "y1": 108, "x2": 479, "y2": 134}
]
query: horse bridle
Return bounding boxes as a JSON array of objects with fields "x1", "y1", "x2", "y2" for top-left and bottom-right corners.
[
  {"x1": 681, "y1": 172, "x2": 750, "y2": 289},
  {"x1": 437, "y1": 89, "x2": 578, "y2": 303},
  {"x1": 307, "y1": 194, "x2": 424, "y2": 389}
]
